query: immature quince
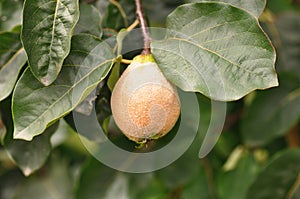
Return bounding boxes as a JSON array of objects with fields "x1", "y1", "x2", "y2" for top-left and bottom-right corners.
[{"x1": 111, "y1": 54, "x2": 180, "y2": 143}]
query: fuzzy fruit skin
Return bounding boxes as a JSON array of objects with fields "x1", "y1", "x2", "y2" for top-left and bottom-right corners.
[{"x1": 111, "y1": 55, "x2": 180, "y2": 143}]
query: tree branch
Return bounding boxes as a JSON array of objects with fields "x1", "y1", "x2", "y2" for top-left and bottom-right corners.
[{"x1": 135, "y1": 0, "x2": 151, "y2": 55}]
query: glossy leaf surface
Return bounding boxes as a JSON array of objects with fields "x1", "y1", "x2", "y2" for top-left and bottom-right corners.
[
  {"x1": 13, "y1": 34, "x2": 115, "y2": 141},
  {"x1": 152, "y1": 2, "x2": 278, "y2": 101},
  {"x1": 22, "y1": 0, "x2": 79, "y2": 85}
]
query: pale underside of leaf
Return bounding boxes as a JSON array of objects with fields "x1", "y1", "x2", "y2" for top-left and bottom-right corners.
[
  {"x1": 0, "y1": 49, "x2": 27, "y2": 101},
  {"x1": 0, "y1": 31, "x2": 27, "y2": 101},
  {"x1": 151, "y1": 2, "x2": 278, "y2": 101}
]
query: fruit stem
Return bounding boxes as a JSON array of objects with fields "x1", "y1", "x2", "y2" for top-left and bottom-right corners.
[
  {"x1": 121, "y1": 59, "x2": 132, "y2": 64},
  {"x1": 135, "y1": 0, "x2": 151, "y2": 55}
]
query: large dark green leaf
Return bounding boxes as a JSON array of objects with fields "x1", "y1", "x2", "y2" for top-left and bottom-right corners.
[
  {"x1": 185, "y1": 0, "x2": 266, "y2": 17},
  {"x1": 241, "y1": 73, "x2": 300, "y2": 147},
  {"x1": 0, "y1": 0, "x2": 23, "y2": 31},
  {"x1": 246, "y1": 149, "x2": 300, "y2": 199},
  {"x1": 151, "y1": 3, "x2": 278, "y2": 101},
  {"x1": 12, "y1": 34, "x2": 115, "y2": 141},
  {"x1": 0, "y1": 31, "x2": 27, "y2": 102},
  {"x1": 22, "y1": 0, "x2": 80, "y2": 86},
  {"x1": 74, "y1": 3, "x2": 103, "y2": 37},
  {"x1": 4, "y1": 123, "x2": 58, "y2": 176}
]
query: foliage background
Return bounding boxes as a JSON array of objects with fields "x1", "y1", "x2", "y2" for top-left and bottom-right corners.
[{"x1": 0, "y1": 0, "x2": 300, "y2": 198}]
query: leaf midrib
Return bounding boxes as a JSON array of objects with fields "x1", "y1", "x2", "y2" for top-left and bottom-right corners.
[
  {"x1": 0, "y1": 48, "x2": 24, "y2": 72},
  {"x1": 286, "y1": 172, "x2": 300, "y2": 199},
  {"x1": 48, "y1": 0, "x2": 60, "y2": 68},
  {"x1": 169, "y1": 37, "x2": 273, "y2": 82},
  {"x1": 13, "y1": 59, "x2": 113, "y2": 139}
]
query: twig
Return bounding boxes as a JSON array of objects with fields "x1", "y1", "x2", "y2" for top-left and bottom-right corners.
[
  {"x1": 134, "y1": 0, "x2": 151, "y2": 55},
  {"x1": 109, "y1": 0, "x2": 128, "y2": 27}
]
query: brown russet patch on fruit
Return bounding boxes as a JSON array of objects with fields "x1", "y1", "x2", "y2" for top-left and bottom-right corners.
[{"x1": 128, "y1": 84, "x2": 180, "y2": 133}]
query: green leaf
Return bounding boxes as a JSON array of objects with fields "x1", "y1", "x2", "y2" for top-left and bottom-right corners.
[
  {"x1": 241, "y1": 73, "x2": 300, "y2": 147},
  {"x1": 185, "y1": 0, "x2": 266, "y2": 17},
  {"x1": 129, "y1": 174, "x2": 168, "y2": 199},
  {"x1": 143, "y1": 0, "x2": 183, "y2": 26},
  {"x1": 77, "y1": 158, "x2": 166, "y2": 199},
  {"x1": 12, "y1": 34, "x2": 115, "y2": 141},
  {"x1": 216, "y1": 150, "x2": 260, "y2": 199},
  {"x1": 76, "y1": 158, "x2": 126, "y2": 199},
  {"x1": 104, "y1": 0, "x2": 136, "y2": 30},
  {"x1": 103, "y1": 174, "x2": 130, "y2": 199},
  {"x1": 0, "y1": 31, "x2": 27, "y2": 102},
  {"x1": 21, "y1": 0, "x2": 80, "y2": 86},
  {"x1": 1, "y1": 98, "x2": 57, "y2": 176},
  {"x1": 4, "y1": 123, "x2": 58, "y2": 176},
  {"x1": 275, "y1": 13, "x2": 300, "y2": 79},
  {"x1": 246, "y1": 149, "x2": 300, "y2": 199},
  {"x1": 151, "y1": 2, "x2": 278, "y2": 101},
  {"x1": 155, "y1": 134, "x2": 204, "y2": 189},
  {"x1": 266, "y1": 0, "x2": 297, "y2": 14},
  {"x1": 0, "y1": 169, "x2": 25, "y2": 199},
  {"x1": 107, "y1": 62, "x2": 120, "y2": 91},
  {"x1": 50, "y1": 119, "x2": 73, "y2": 147},
  {"x1": 74, "y1": 3, "x2": 103, "y2": 37},
  {"x1": 182, "y1": 166, "x2": 211, "y2": 199},
  {"x1": 13, "y1": 155, "x2": 75, "y2": 199},
  {"x1": 0, "y1": 0, "x2": 23, "y2": 31},
  {"x1": 291, "y1": 185, "x2": 300, "y2": 199}
]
